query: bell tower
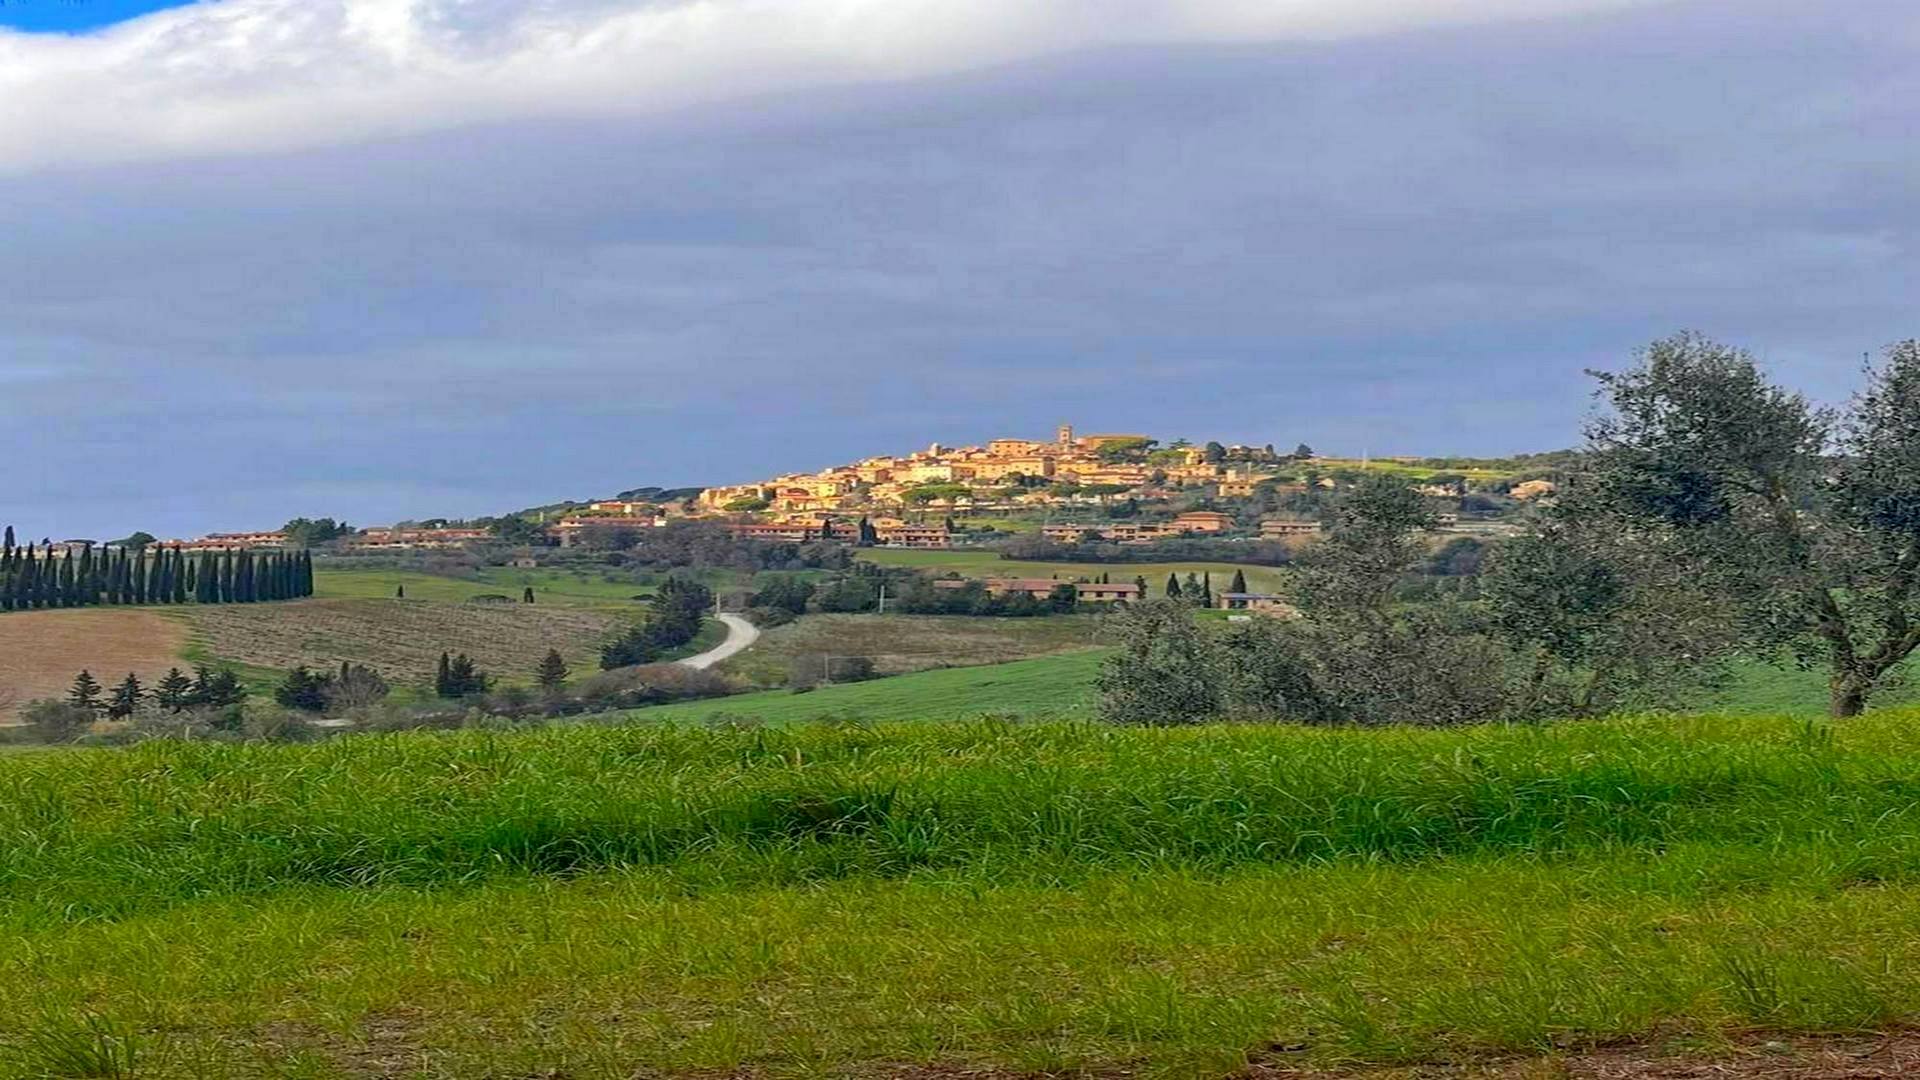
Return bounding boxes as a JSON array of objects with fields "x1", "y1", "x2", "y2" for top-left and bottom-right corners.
[{"x1": 1057, "y1": 423, "x2": 1074, "y2": 447}]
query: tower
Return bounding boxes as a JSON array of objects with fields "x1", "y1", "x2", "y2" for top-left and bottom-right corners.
[{"x1": 1057, "y1": 423, "x2": 1074, "y2": 446}]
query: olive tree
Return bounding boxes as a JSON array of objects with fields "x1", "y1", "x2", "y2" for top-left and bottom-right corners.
[{"x1": 1584, "y1": 333, "x2": 1920, "y2": 716}]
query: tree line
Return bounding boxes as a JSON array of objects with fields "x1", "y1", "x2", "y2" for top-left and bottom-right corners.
[
  {"x1": 1100, "y1": 334, "x2": 1920, "y2": 725},
  {"x1": 600, "y1": 576, "x2": 715, "y2": 668},
  {"x1": 0, "y1": 528, "x2": 314, "y2": 612}
]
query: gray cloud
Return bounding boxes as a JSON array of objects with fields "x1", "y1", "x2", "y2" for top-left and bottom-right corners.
[{"x1": 2, "y1": 0, "x2": 1916, "y2": 538}]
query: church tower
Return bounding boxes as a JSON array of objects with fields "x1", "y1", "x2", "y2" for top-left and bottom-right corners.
[{"x1": 1057, "y1": 423, "x2": 1074, "y2": 447}]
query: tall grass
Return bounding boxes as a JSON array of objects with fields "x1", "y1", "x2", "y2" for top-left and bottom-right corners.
[
  {"x1": 15, "y1": 715, "x2": 1920, "y2": 1074},
  {"x1": 7, "y1": 713, "x2": 1920, "y2": 920}
]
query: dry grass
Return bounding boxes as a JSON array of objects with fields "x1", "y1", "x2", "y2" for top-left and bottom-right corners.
[
  {"x1": 0, "y1": 609, "x2": 189, "y2": 717},
  {"x1": 186, "y1": 598, "x2": 619, "y2": 685},
  {"x1": 720, "y1": 613, "x2": 1104, "y2": 686}
]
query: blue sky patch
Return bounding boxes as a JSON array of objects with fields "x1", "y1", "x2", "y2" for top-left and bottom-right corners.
[{"x1": 0, "y1": 0, "x2": 198, "y2": 33}]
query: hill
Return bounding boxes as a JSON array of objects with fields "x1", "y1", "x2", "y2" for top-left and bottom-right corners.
[{"x1": 8, "y1": 714, "x2": 1920, "y2": 1076}]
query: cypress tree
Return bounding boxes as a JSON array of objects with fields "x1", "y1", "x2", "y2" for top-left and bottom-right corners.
[
  {"x1": 1165, "y1": 572, "x2": 1181, "y2": 599},
  {"x1": 1200, "y1": 572, "x2": 1213, "y2": 609},
  {"x1": 435, "y1": 652, "x2": 452, "y2": 698},
  {"x1": 535, "y1": 650, "x2": 569, "y2": 689},
  {"x1": 68, "y1": 670, "x2": 103, "y2": 712},
  {"x1": 1229, "y1": 569, "x2": 1247, "y2": 594},
  {"x1": 23, "y1": 546, "x2": 42, "y2": 609},
  {"x1": 155, "y1": 668, "x2": 194, "y2": 713},
  {"x1": 107, "y1": 673, "x2": 145, "y2": 719},
  {"x1": 56, "y1": 553, "x2": 74, "y2": 608},
  {"x1": 131, "y1": 548, "x2": 148, "y2": 605},
  {"x1": 75, "y1": 546, "x2": 93, "y2": 607}
]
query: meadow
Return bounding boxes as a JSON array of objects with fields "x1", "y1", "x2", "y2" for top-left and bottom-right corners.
[
  {"x1": 715, "y1": 612, "x2": 1104, "y2": 687},
  {"x1": 9, "y1": 715, "x2": 1920, "y2": 1076},
  {"x1": 314, "y1": 567, "x2": 654, "y2": 608},
  {"x1": 654, "y1": 648, "x2": 1106, "y2": 724}
]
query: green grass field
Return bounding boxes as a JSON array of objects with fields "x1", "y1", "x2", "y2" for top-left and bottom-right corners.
[
  {"x1": 315, "y1": 567, "x2": 656, "y2": 609},
  {"x1": 648, "y1": 648, "x2": 1105, "y2": 724},
  {"x1": 636, "y1": 646, "x2": 1879, "y2": 729},
  {"x1": 716, "y1": 613, "x2": 1104, "y2": 687},
  {"x1": 10, "y1": 714, "x2": 1920, "y2": 1076},
  {"x1": 859, "y1": 548, "x2": 1291, "y2": 594}
]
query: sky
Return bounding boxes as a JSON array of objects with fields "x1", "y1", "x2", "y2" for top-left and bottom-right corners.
[{"x1": 1, "y1": 1, "x2": 1915, "y2": 539}]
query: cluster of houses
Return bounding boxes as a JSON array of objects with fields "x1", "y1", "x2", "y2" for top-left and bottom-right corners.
[
  {"x1": 937, "y1": 576, "x2": 1293, "y2": 614},
  {"x1": 1038, "y1": 510, "x2": 1326, "y2": 546},
  {"x1": 120, "y1": 526, "x2": 499, "y2": 554},
  {"x1": 697, "y1": 424, "x2": 1286, "y2": 516}
]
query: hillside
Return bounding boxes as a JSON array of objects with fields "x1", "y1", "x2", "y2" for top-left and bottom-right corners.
[
  {"x1": 858, "y1": 548, "x2": 1293, "y2": 593},
  {"x1": 8, "y1": 714, "x2": 1920, "y2": 1076}
]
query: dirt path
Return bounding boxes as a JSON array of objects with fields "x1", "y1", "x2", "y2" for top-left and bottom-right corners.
[
  {"x1": 0, "y1": 609, "x2": 189, "y2": 717},
  {"x1": 678, "y1": 613, "x2": 760, "y2": 671}
]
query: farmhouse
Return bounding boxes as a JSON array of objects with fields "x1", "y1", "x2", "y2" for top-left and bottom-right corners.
[
  {"x1": 932, "y1": 578, "x2": 1139, "y2": 603},
  {"x1": 1075, "y1": 581, "x2": 1143, "y2": 603},
  {"x1": 1219, "y1": 592, "x2": 1294, "y2": 615}
]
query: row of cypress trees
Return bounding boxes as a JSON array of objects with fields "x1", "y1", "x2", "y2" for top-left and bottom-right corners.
[{"x1": 0, "y1": 526, "x2": 315, "y2": 613}]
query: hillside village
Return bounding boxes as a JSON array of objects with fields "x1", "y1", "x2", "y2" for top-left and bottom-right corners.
[{"x1": 36, "y1": 424, "x2": 1557, "y2": 563}]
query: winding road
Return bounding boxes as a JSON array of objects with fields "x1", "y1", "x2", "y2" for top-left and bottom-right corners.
[{"x1": 677, "y1": 613, "x2": 760, "y2": 671}]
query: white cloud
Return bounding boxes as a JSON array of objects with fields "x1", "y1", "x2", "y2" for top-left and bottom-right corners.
[{"x1": 0, "y1": 0, "x2": 1661, "y2": 172}]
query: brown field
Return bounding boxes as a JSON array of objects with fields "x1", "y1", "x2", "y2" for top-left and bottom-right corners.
[
  {"x1": 186, "y1": 598, "x2": 620, "y2": 686},
  {"x1": 721, "y1": 612, "x2": 1105, "y2": 686},
  {"x1": 0, "y1": 609, "x2": 189, "y2": 717}
]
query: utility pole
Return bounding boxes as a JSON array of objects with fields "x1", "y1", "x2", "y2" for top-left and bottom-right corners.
[{"x1": 876, "y1": 583, "x2": 889, "y2": 615}]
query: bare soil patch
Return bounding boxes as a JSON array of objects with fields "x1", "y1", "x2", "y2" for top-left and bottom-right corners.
[
  {"x1": 1239, "y1": 1033, "x2": 1920, "y2": 1079},
  {"x1": 0, "y1": 609, "x2": 188, "y2": 717},
  {"x1": 187, "y1": 598, "x2": 618, "y2": 685}
]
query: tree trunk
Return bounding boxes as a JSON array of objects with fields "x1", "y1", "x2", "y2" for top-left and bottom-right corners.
[{"x1": 1830, "y1": 675, "x2": 1869, "y2": 718}]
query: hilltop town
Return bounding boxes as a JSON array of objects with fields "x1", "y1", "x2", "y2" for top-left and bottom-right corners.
[{"x1": 27, "y1": 424, "x2": 1558, "y2": 561}]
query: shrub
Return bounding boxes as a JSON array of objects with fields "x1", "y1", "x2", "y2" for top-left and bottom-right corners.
[{"x1": 18, "y1": 701, "x2": 97, "y2": 743}]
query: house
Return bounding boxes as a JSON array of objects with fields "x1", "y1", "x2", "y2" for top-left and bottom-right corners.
[
  {"x1": 874, "y1": 524, "x2": 951, "y2": 549},
  {"x1": 1172, "y1": 510, "x2": 1234, "y2": 534},
  {"x1": 1041, "y1": 524, "x2": 1097, "y2": 543},
  {"x1": 1075, "y1": 581, "x2": 1142, "y2": 604},
  {"x1": 346, "y1": 527, "x2": 492, "y2": 552},
  {"x1": 1510, "y1": 479, "x2": 1558, "y2": 501},
  {"x1": 1260, "y1": 518, "x2": 1325, "y2": 540},
  {"x1": 1219, "y1": 593, "x2": 1294, "y2": 616},
  {"x1": 1218, "y1": 480, "x2": 1255, "y2": 498},
  {"x1": 587, "y1": 500, "x2": 656, "y2": 516},
  {"x1": 1101, "y1": 522, "x2": 1176, "y2": 544},
  {"x1": 933, "y1": 577, "x2": 1068, "y2": 600},
  {"x1": 187, "y1": 531, "x2": 292, "y2": 550},
  {"x1": 727, "y1": 521, "x2": 844, "y2": 543},
  {"x1": 553, "y1": 517, "x2": 664, "y2": 547}
]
